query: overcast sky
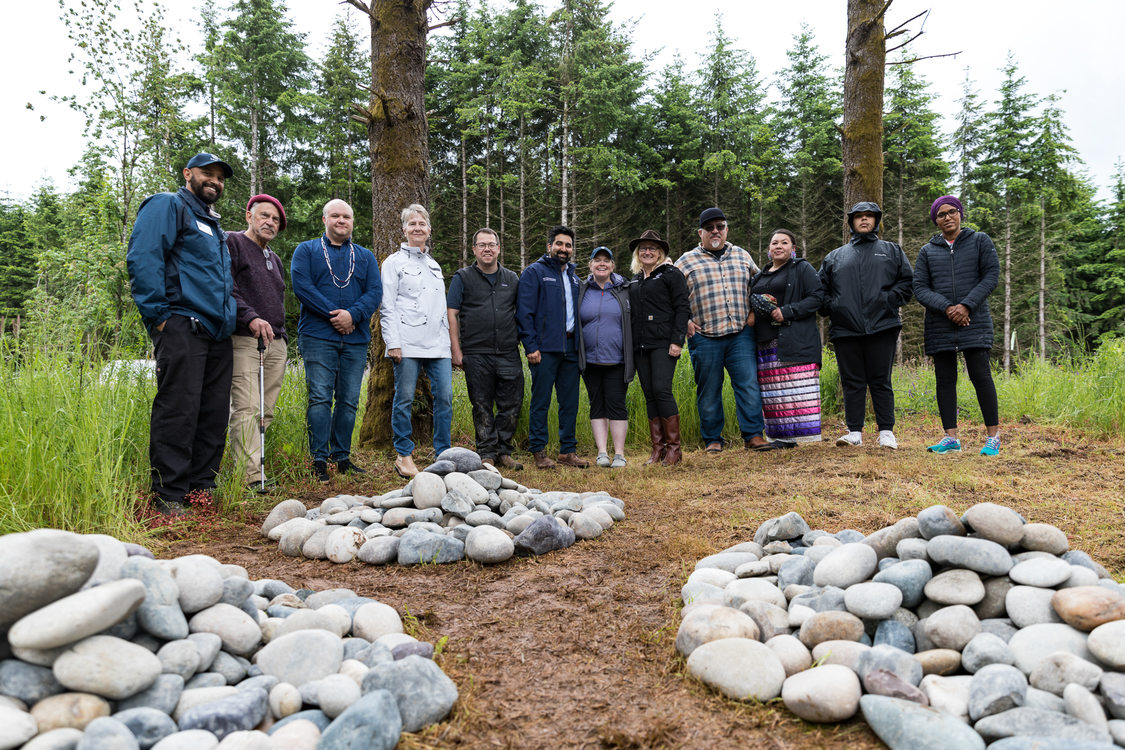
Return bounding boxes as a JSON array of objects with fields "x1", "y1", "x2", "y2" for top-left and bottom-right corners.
[{"x1": 4, "y1": 0, "x2": 1122, "y2": 204}]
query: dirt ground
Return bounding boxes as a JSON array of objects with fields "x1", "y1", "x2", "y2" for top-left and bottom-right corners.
[{"x1": 165, "y1": 420, "x2": 1125, "y2": 750}]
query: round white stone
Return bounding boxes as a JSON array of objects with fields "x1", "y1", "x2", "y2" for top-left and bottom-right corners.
[
  {"x1": 686, "y1": 637, "x2": 786, "y2": 701},
  {"x1": 782, "y1": 664, "x2": 862, "y2": 722},
  {"x1": 351, "y1": 601, "x2": 403, "y2": 642},
  {"x1": 812, "y1": 543, "x2": 878, "y2": 588}
]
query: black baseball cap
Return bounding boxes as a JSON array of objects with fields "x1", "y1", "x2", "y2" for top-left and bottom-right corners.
[
  {"x1": 186, "y1": 152, "x2": 233, "y2": 178},
  {"x1": 699, "y1": 207, "x2": 726, "y2": 227}
]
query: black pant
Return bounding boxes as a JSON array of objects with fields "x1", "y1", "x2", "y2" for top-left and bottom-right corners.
[
  {"x1": 933, "y1": 348, "x2": 998, "y2": 430},
  {"x1": 635, "y1": 347, "x2": 680, "y2": 419},
  {"x1": 150, "y1": 315, "x2": 233, "y2": 502},
  {"x1": 462, "y1": 351, "x2": 524, "y2": 459},
  {"x1": 582, "y1": 363, "x2": 628, "y2": 420},
  {"x1": 833, "y1": 328, "x2": 899, "y2": 432}
]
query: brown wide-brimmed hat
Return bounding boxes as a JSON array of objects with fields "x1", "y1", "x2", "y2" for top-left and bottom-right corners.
[{"x1": 628, "y1": 229, "x2": 670, "y2": 253}]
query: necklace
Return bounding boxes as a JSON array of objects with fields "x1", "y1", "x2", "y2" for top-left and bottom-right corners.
[{"x1": 320, "y1": 235, "x2": 355, "y2": 288}]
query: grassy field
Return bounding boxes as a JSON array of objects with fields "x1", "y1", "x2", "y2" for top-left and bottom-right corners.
[{"x1": 1, "y1": 333, "x2": 1123, "y2": 537}]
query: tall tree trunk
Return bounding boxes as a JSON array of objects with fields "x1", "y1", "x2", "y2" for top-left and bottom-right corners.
[
  {"x1": 485, "y1": 123, "x2": 492, "y2": 226},
  {"x1": 560, "y1": 98, "x2": 569, "y2": 225},
  {"x1": 460, "y1": 135, "x2": 468, "y2": 266},
  {"x1": 519, "y1": 114, "x2": 527, "y2": 268},
  {"x1": 842, "y1": 0, "x2": 886, "y2": 210},
  {"x1": 250, "y1": 81, "x2": 261, "y2": 196},
  {"x1": 1003, "y1": 195, "x2": 1013, "y2": 373},
  {"x1": 347, "y1": 0, "x2": 432, "y2": 451},
  {"x1": 1038, "y1": 196, "x2": 1046, "y2": 359},
  {"x1": 498, "y1": 150, "x2": 505, "y2": 265}
]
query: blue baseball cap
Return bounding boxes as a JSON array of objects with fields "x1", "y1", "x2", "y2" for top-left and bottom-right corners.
[
  {"x1": 186, "y1": 152, "x2": 233, "y2": 178},
  {"x1": 589, "y1": 246, "x2": 614, "y2": 261}
]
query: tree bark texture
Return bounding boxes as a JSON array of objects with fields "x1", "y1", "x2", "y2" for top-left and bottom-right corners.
[
  {"x1": 349, "y1": 0, "x2": 432, "y2": 451},
  {"x1": 1039, "y1": 196, "x2": 1046, "y2": 359},
  {"x1": 842, "y1": 0, "x2": 887, "y2": 210}
]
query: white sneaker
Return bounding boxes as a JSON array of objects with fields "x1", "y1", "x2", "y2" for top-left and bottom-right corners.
[
  {"x1": 836, "y1": 431, "x2": 862, "y2": 446},
  {"x1": 595, "y1": 452, "x2": 611, "y2": 468},
  {"x1": 877, "y1": 430, "x2": 898, "y2": 450}
]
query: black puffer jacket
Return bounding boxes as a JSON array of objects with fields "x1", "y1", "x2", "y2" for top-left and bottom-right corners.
[
  {"x1": 818, "y1": 214, "x2": 913, "y2": 341},
  {"x1": 912, "y1": 228, "x2": 999, "y2": 355},
  {"x1": 629, "y1": 262, "x2": 690, "y2": 350},
  {"x1": 750, "y1": 258, "x2": 825, "y2": 365}
]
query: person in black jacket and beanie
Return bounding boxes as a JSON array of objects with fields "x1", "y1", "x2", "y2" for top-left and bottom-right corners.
[
  {"x1": 913, "y1": 196, "x2": 1002, "y2": 456},
  {"x1": 750, "y1": 229, "x2": 825, "y2": 443},
  {"x1": 628, "y1": 230, "x2": 690, "y2": 465},
  {"x1": 819, "y1": 202, "x2": 913, "y2": 449}
]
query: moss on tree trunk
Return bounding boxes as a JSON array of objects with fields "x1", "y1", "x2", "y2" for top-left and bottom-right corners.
[{"x1": 842, "y1": 0, "x2": 886, "y2": 211}]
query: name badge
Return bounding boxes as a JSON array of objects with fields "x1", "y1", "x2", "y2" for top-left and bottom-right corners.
[{"x1": 196, "y1": 221, "x2": 214, "y2": 236}]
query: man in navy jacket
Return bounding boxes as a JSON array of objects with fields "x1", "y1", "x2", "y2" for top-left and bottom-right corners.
[
  {"x1": 516, "y1": 225, "x2": 589, "y2": 469},
  {"x1": 127, "y1": 152, "x2": 237, "y2": 514}
]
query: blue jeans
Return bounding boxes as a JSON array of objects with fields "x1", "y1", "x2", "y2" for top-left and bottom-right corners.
[
  {"x1": 528, "y1": 341, "x2": 580, "y2": 454},
  {"x1": 300, "y1": 335, "x2": 367, "y2": 462},
  {"x1": 687, "y1": 327, "x2": 765, "y2": 445},
  {"x1": 391, "y1": 357, "x2": 453, "y2": 457}
]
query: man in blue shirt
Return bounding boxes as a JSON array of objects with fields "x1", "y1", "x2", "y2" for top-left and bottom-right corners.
[
  {"x1": 127, "y1": 152, "x2": 237, "y2": 515},
  {"x1": 290, "y1": 199, "x2": 383, "y2": 483},
  {"x1": 516, "y1": 225, "x2": 589, "y2": 469}
]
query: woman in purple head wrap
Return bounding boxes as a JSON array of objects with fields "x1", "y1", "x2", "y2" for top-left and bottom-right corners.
[{"x1": 912, "y1": 196, "x2": 1002, "y2": 455}]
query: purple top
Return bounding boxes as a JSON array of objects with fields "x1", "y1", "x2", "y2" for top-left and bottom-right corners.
[
  {"x1": 579, "y1": 274, "x2": 626, "y2": 365},
  {"x1": 227, "y1": 230, "x2": 287, "y2": 340}
]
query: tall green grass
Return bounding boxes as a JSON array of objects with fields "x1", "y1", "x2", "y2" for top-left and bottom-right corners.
[
  {"x1": 0, "y1": 336, "x2": 151, "y2": 537},
  {"x1": 3, "y1": 327, "x2": 1122, "y2": 537}
]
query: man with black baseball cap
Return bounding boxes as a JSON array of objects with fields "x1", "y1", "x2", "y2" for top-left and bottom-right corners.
[
  {"x1": 127, "y1": 151, "x2": 237, "y2": 514},
  {"x1": 675, "y1": 207, "x2": 787, "y2": 453},
  {"x1": 227, "y1": 194, "x2": 288, "y2": 491}
]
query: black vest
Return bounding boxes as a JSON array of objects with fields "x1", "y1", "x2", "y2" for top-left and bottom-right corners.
[{"x1": 455, "y1": 264, "x2": 520, "y2": 354}]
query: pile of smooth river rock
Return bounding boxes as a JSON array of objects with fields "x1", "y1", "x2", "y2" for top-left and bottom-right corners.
[
  {"x1": 260, "y1": 448, "x2": 626, "y2": 566},
  {"x1": 678, "y1": 502, "x2": 1125, "y2": 750},
  {"x1": 0, "y1": 528, "x2": 458, "y2": 749}
]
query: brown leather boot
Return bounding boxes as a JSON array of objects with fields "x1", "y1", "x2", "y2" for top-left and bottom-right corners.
[
  {"x1": 556, "y1": 452, "x2": 589, "y2": 468},
  {"x1": 532, "y1": 450, "x2": 556, "y2": 469},
  {"x1": 645, "y1": 417, "x2": 665, "y2": 465},
  {"x1": 661, "y1": 414, "x2": 682, "y2": 466}
]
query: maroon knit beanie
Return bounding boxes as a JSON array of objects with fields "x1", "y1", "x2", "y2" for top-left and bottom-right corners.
[{"x1": 929, "y1": 195, "x2": 963, "y2": 225}]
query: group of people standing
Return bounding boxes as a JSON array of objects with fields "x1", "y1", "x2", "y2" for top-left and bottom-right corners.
[{"x1": 127, "y1": 152, "x2": 1001, "y2": 515}]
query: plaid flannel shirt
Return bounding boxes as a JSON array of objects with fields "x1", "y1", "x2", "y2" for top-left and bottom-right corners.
[{"x1": 674, "y1": 243, "x2": 759, "y2": 337}]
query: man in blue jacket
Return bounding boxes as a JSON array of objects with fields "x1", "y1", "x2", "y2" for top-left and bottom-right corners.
[
  {"x1": 291, "y1": 199, "x2": 382, "y2": 483},
  {"x1": 127, "y1": 152, "x2": 237, "y2": 515},
  {"x1": 516, "y1": 225, "x2": 589, "y2": 469}
]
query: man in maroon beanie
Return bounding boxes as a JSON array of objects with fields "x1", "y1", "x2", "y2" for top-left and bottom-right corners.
[{"x1": 227, "y1": 194, "x2": 288, "y2": 490}]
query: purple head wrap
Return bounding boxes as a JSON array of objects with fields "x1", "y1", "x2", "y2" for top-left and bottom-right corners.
[{"x1": 929, "y1": 195, "x2": 964, "y2": 225}]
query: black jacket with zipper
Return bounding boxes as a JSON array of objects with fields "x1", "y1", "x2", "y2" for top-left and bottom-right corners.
[{"x1": 912, "y1": 228, "x2": 999, "y2": 356}]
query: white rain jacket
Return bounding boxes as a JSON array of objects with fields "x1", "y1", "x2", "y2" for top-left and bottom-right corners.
[{"x1": 379, "y1": 243, "x2": 452, "y2": 358}]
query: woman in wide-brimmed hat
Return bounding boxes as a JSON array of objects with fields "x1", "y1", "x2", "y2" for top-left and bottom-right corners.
[
  {"x1": 750, "y1": 229, "x2": 825, "y2": 444},
  {"x1": 627, "y1": 229, "x2": 690, "y2": 465}
]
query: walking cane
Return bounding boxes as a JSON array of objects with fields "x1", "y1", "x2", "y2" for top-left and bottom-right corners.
[{"x1": 257, "y1": 335, "x2": 267, "y2": 492}]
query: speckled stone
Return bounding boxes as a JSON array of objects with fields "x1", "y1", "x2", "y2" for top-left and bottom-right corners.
[
  {"x1": 798, "y1": 611, "x2": 865, "y2": 649},
  {"x1": 923, "y1": 569, "x2": 985, "y2": 606},
  {"x1": 1052, "y1": 585, "x2": 1125, "y2": 631}
]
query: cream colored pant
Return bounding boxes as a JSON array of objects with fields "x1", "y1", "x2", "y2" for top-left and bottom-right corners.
[{"x1": 229, "y1": 335, "x2": 287, "y2": 483}]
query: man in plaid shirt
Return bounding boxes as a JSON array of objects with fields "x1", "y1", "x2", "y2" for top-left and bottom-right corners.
[{"x1": 675, "y1": 207, "x2": 792, "y2": 453}]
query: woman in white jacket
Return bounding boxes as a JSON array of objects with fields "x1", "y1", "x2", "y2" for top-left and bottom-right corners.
[{"x1": 380, "y1": 204, "x2": 453, "y2": 478}]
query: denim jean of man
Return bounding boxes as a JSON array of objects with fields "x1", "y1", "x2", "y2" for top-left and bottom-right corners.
[
  {"x1": 391, "y1": 357, "x2": 453, "y2": 457},
  {"x1": 687, "y1": 326, "x2": 765, "y2": 446},
  {"x1": 527, "y1": 338, "x2": 580, "y2": 455},
  {"x1": 300, "y1": 335, "x2": 367, "y2": 462}
]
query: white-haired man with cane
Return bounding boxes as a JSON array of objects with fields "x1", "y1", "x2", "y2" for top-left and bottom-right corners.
[{"x1": 227, "y1": 194, "x2": 289, "y2": 491}]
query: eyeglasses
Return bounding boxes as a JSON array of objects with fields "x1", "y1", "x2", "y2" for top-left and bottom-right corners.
[
  {"x1": 702, "y1": 222, "x2": 727, "y2": 232},
  {"x1": 935, "y1": 209, "x2": 960, "y2": 219},
  {"x1": 474, "y1": 242, "x2": 499, "y2": 249},
  {"x1": 263, "y1": 248, "x2": 273, "y2": 271}
]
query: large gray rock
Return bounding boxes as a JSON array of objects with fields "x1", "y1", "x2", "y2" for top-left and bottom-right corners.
[
  {"x1": 973, "y1": 706, "x2": 1113, "y2": 744},
  {"x1": 8, "y1": 578, "x2": 147, "y2": 650},
  {"x1": 463, "y1": 525, "x2": 514, "y2": 564},
  {"x1": 0, "y1": 530, "x2": 99, "y2": 627},
  {"x1": 0, "y1": 658, "x2": 65, "y2": 704},
  {"x1": 435, "y1": 448, "x2": 483, "y2": 473},
  {"x1": 360, "y1": 655, "x2": 458, "y2": 732},
  {"x1": 812, "y1": 544, "x2": 878, "y2": 588},
  {"x1": 874, "y1": 560, "x2": 933, "y2": 609},
  {"x1": 253, "y1": 630, "x2": 343, "y2": 687},
  {"x1": 675, "y1": 606, "x2": 759, "y2": 657},
  {"x1": 859, "y1": 694, "x2": 985, "y2": 750},
  {"x1": 75, "y1": 716, "x2": 139, "y2": 750},
  {"x1": 685, "y1": 638, "x2": 786, "y2": 702},
  {"x1": 260, "y1": 500, "x2": 308, "y2": 538},
  {"x1": 962, "y1": 502, "x2": 1025, "y2": 546},
  {"x1": 317, "y1": 689, "x2": 401, "y2": 750},
  {"x1": 968, "y1": 663, "x2": 1027, "y2": 721},
  {"x1": 916, "y1": 505, "x2": 965, "y2": 540},
  {"x1": 926, "y1": 535, "x2": 1013, "y2": 576},
  {"x1": 396, "y1": 529, "x2": 464, "y2": 565},
  {"x1": 188, "y1": 604, "x2": 261, "y2": 657},
  {"x1": 855, "y1": 644, "x2": 923, "y2": 687},
  {"x1": 781, "y1": 664, "x2": 861, "y2": 723},
  {"x1": 178, "y1": 687, "x2": 269, "y2": 741},
  {"x1": 113, "y1": 706, "x2": 177, "y2": 749},
  {"x1": 1008, "y1": 623, "x2": 1094, "y2": 675},
  {"x1": 52, "y1": 635, "x2": 162, "y2": 700},
  {"x1": 513, "y1": 515, "x2": 575, "y2": 556}
]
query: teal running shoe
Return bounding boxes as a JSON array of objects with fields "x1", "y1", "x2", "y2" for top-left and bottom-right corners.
[
  {"x1": 926, "y1": 436, "x2": 962, "y2": 453},
  {"x1": 980, "y1": 436, "x2": 1000, "y2": 456}
]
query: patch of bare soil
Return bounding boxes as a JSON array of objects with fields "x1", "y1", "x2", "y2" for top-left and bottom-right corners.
[{"x1": 164, "y1": 420, "x2": 1125, "y2": 750}]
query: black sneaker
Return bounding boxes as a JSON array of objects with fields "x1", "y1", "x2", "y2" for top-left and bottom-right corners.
[
  {"x1": 312, "y1": 461, "x2": 330, "y2": 483},
  {"x1": 153, "y1": 496, "x2": 188, "y2": 516},
  {"x1": 337, "y1": 459, "x2": 366, "y2": 475}
]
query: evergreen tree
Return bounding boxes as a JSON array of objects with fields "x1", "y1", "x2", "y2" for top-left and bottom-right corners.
[
  {"x1": 771, "y1": 26, "x2": 842, "y2": 263},
  {"x1": 647, "y1": 56, "x2": 706, "y2": 252},
  {"x1": 950, "y1": 68, "x2": 985, "y2": 206},
  {"x1": 215, "y1": 0, "x2": 313, "y2": 197},
  {"x1": 0, "y1": 199, "x2": 34, "y2": 325}
]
